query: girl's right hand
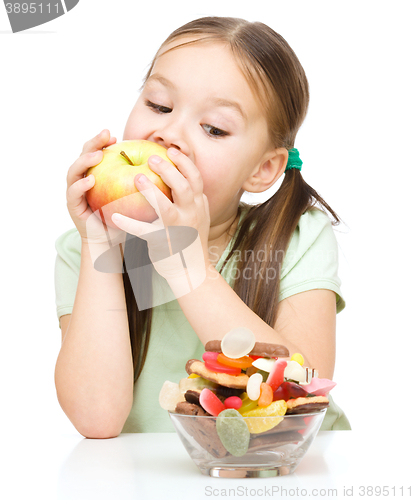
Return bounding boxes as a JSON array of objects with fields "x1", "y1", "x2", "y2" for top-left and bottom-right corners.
[{"x1": 66, "y1": 129, "x2": 124, "y2": 245}]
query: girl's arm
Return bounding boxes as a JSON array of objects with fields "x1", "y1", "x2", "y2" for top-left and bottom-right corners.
[
  {"x1": 55, "y1": 241, "x2": 134, "y2": 439},
  {"x1": 169, "y1": 266, "x2": 336, "y2": 380},
  {"x1": 55, "y1": 130, "x2": 133, "y2": 439}
]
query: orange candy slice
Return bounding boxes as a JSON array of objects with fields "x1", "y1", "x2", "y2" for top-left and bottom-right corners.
[{"x1": 217, "y1": 353, "x2": 254, "y2": 369}]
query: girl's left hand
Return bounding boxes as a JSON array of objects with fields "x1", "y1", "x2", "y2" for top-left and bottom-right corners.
[{"x1": 111, "y1": 147, "x2": 211, "y2": 287}]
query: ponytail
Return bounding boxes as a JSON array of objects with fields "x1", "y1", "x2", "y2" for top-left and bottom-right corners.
[{"x1": 219, "y1": 170, "x2": 341, "y2": 327}]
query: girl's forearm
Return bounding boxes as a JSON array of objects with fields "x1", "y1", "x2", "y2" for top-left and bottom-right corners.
[
  {"x1": 54, "y1": 242, "x2": 133, "y2": 438},
  {"x1": 169, "y1": 264, "x2": 299, "y2": 354}
]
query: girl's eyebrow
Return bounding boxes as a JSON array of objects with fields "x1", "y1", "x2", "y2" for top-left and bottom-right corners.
[
  {"x1": 147, "y1": 74, "x2": 176, "y2": 89},
  {"x1": 206, "y1": 97, "x2": 247, "y2": 123},
  {"x1": 147, "y1": 73, "x2": 247, "y2": 122}
]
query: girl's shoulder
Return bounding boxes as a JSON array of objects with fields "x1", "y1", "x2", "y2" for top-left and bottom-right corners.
[
  {"x1": 55, "y1": 227, "x2": 82, "y2": 259},
  {"x1": 290, "y1": 207, "x2": 337, "y2": 251}
]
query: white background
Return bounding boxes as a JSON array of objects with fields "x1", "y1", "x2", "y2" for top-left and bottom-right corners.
[{"x1": 1, "y1": 0, "x2": 414, "y2": 491}]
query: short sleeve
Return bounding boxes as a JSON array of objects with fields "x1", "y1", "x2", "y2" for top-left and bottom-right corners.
[
  {"x1": 279, "y1": 208, "x2": 346, "y2": 314},
  {"x1": 54, "y1": 228, "x2": 82, "y2": 327}
]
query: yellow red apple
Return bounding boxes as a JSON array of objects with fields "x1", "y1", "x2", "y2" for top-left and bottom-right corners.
[{"x1": 85, "y1": 140, "x2": 174, "y2": 228}]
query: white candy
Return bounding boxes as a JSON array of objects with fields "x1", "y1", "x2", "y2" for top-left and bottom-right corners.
[
  {"x1": 246, "y1": 372, "x2": 263, "y2": 401},
  {"x1": 158, "y1": 380, "x2": 185, "y2": 411},
  {"x1": 284, "y1": 361, "x2": 307, "y2": 383},
  {"x1": 221, "y1": 327, "x2": 256, "y2": 359},
  {"x1": 252, "y1": 357, "x2": 276, "y2": 372}
]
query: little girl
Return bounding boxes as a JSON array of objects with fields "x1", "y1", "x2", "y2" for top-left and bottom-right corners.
[{"x1": 54, "y1": 16, "x2": 351, "y2": 437}]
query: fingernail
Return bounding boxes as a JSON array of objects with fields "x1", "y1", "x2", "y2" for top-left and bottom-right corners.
[
  {"x1": 149, "y1": 155, "x2": 162, "y2": 164},
  {"x1": 112, "y1": 213, "x2": 122, "y2": 223},
  {"x1": 136, "y1": 174, "x2": 146, "y2": 184},
  {"x1": 168, "y1": 148, "x2": 179, "y2": 156}
]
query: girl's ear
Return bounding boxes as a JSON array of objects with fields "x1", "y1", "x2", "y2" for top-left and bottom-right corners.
[{"x1": 242, "y1": 148, "x2": 288, "y2": 193}]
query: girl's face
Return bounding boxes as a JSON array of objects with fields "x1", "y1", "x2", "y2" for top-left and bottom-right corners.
[{"x1": 123, "y1": 38, "x2": 274, "y2": 226}]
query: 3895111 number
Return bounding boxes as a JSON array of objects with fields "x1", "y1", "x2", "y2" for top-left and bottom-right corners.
[
  {"x1": 5, "y1": 3, "x2": 61, "y2": 14},
  {"x1": 358, "y1": 485, "x2": 412, "y2": 496}
]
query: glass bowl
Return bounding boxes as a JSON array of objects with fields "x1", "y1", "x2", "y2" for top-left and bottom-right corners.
[{"x1": 169, "y1": 409, "x2": 326, "y2": 477}]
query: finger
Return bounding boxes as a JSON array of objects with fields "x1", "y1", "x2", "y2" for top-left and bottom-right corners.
[
  {"x1": 66, "y1": 175, "x2": 95, "y2": 218},
  {"x1": 135, "y1": 174, "x2": 177, "y2": 224},
  {"x1": 166, "y1": 148, "x2": 204, "y2": 195},
  {"x1": 111, "y1": 212, "x2": 160, "y2": 238},
  {"x1": 148, "y1": 155, "x2": 195, "y2": 208},
  {"x1": 66, "y1": 150, "x2": 103, "y2": 188},
  {"x1": 81, "y1": 129, "x2": 116, "y2": 156}
]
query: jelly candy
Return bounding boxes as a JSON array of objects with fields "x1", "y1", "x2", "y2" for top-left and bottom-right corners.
[
  {"x1": 284, "y1": 360, "x2": 306, "y2": 383},
  {"x1": 246, "y1": 372, "x2": 263, "y2": 401},
  {"x1": 199, "y1": 388, "x2": 226, "y2": 416},
  {"x1": 302, "y1": 378, "x2": 336, "y2": 396},
  {"x1": 237, "y1": 392, "x2": 259, "y2": 414},
  {"x1": 258, "y1": 383, "x2": 273, "y2": 407},
  {"x1": 179, "y1": 376, "x2": 218, "y2": 394},
  {"x1": 202, "y1": 351, "x2": 219, "y2": 362},
  {"x1": 216, "y1": 409, "x2": 250, "y2": 456},
  {"x1": 266, "y1": 359, "x2": 287, "y2": 391},
  {"x1": 291, "y1": 353, "x2": 304, "y2": 365},
  {"x1": 158, "y1": 381, "x2": 185, "y2": 411},
  {"x1": 205, "y1": 359, "x2": 242, "y2": 375},
  {"x1": 220, "y1": 327, "x2": 256, "y2": 359},
  {"x1": 241, "y1": 399, "x2": 287, "y2": 434},
  {"x1": 272, "y1": 381, "x2": 310, "y2": 401},
  {"x1": 217, "y1": 353, "x2": 253, "y2": 369},
  {"x1": 252, "y1": 357, "x2": 276, "y2": 372},
  {"x1": 224, "y1": 396, "x2": 243, "y2": 410}
]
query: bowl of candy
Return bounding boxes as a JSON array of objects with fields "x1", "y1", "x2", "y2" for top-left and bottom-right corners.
[
  {"x1": 168, "y1": 408, "x2": 327, "y2": 477},
  {"x1": 159, "y1": 328, "x2": 335, "y2": 478}
]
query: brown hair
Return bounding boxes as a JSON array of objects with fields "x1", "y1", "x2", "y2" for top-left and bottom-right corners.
[{"x1": 123, "y1": 16, "x2": 341, "y2": 383}]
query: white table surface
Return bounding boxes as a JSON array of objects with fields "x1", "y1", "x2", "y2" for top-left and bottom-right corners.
[{"x1": 4, "y1": 430, "x2": 413, "y2": 499}]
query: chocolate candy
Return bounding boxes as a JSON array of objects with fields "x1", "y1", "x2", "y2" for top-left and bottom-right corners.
[{"x1": 205, "y1": 340, "x2": 289, "y2": 358}]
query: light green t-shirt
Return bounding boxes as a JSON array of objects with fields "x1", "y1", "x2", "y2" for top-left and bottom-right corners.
[{"x1": 54, "y1": 205, "x2": 350, "y2": 432}]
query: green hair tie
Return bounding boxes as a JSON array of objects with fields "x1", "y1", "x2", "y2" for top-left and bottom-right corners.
[{"x1": 285, "y1": 148, "x2": 302, "y2": 172}]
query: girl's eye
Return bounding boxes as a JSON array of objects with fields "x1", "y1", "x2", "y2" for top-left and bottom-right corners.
[
  {"x1": 145, "y1": 100, "x2": 172, "y2": 114},
  {"x1": 202, "y1": 124, "x2": 229, "y2": 138}
]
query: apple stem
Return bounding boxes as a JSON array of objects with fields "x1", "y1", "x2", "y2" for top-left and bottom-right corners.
[{"x1": 120, "y1": 151, "x2": 134, "y2": 165}]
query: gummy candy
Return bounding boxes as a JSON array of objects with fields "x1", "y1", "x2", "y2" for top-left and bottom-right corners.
[
  {"x1": 241, "y1": 399, "x2": 287, "y2": 434},
  {"x1": 258, "y1": 383, "x2": 273, "y2": 407},
  {"x1": 291, "y1": 353, "x2": 304, "y2": 365},
  {"x1": 224, "y1": 396, "x2": 243, "y2": 410},
  {"x1": 179, "y1": 376, "x2": 218, "y2": 394},
  {"x1": 252, "y1": 357, "x2": 276, "y2": 372},
  {"x1": 284, "y1": 360, "x2": 306, "y2": 383},
  {"x1": 237, "y1": 392, "x2": 259, "y2": 414},
  {"x1": 216, "y1": 409, "x2": 250, "y2": 456},
  {"x1": 199, "y1": 388, "x2": 226, "y2": 416},
  {"x1": 217, "y1": 353, "x2": 253, "y2": 369},
  {"x1": 302, "y1": 378, "x2": 336, "y2": 396},
  {"x1": 221, "y1": 327, "x2": 256, "y2": 359},
  {"x1": 246, "y1": 372, "x2": 263, "y2": 401},
  {"x1": 202, "y1": 351, "x2": 219, "y2": 362},
  {"x1": 205, "y1": 359, "x2": 242, "y2": 375},
  {"x1": 158, "y1": 381, "x2": 185, "y2": 411},
  {"x1": 272, "y1": 381, "x2": 310, "y2": 401},
  {"x1": 266, "y1": 359, "x2": 287, "y2": 391}
]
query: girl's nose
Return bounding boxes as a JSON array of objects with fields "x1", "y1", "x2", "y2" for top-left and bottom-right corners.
[{"x1": 153, "y1": 119, "x2": 190, "y2": 156}]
